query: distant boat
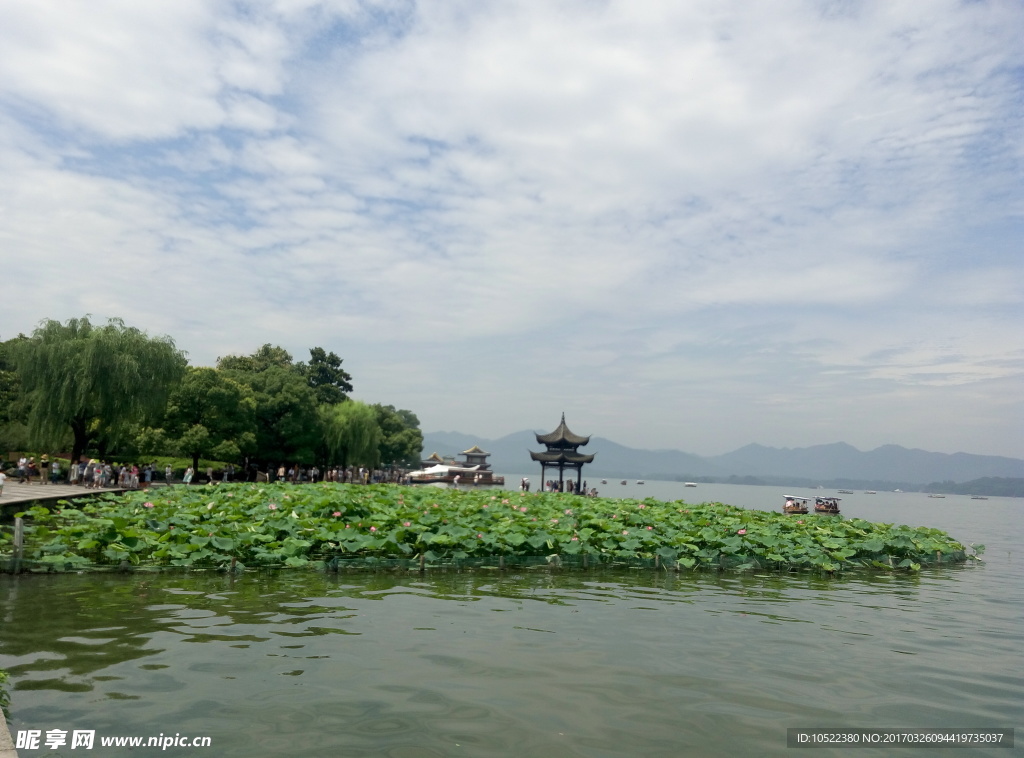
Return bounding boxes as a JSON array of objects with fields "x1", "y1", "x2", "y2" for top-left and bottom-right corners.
[
  {"x1": 636, "y1": 480, "x2": 645, "y2": 485},
  {"x1": 600, "y1": 479, "x2": 608, "y2": 484},
  {"x1": 864, "y1": 491, "x2": 877, "y2": 494},
  {"x1": 894, "y1": 489, "x2": 903, "y2": 493},
  {"x1": 684, "y1": 482, "x2": 697, "y2": 487},
  {"x1": 838, "y1": 489, "x2": 855, "y2": 494},
  {"x1": 620, "y1": 480, "x2": 627, "y2": 485},
  {"x1": 970, "y1": 496, "x2": 989, "y2": 500},
  {"x1": 928, "y1": 494, "x2": 945, "y2": 498}
]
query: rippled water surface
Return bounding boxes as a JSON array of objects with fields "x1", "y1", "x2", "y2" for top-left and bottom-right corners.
[{"x1": 2, "y1": 489, "x2": 1021, "y2": 756}]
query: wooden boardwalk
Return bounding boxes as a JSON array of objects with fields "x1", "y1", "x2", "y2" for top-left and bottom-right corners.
[{"x1": 0, "y1": 481, "x2": 128, "y2": 517}]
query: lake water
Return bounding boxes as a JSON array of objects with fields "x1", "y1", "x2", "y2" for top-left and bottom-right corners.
[{"x1": 1, "y1": 483, "x2": 1021, "y2": 756}]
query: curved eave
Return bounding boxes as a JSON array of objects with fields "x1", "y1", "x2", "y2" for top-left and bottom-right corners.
[
  {"x1": 529, "y1": 450, "x2": 596, "y2": 464},
  {"x1": 534, "y1": 414, "x2": 591, "y2": 447}
]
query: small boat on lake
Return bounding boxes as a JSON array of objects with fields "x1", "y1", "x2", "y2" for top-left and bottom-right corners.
[
  {"x1": 620, "y1": 480, "x2": 627, "y2": 485},
  {"x1": 928, "y1": 494, "x2": 946, "y2": 498},
  {"x1": 684, "y1": 482, "x2": 697, "y2": 488},
  {"x1": 600, "y1": 479, "x2": 608, "y2": 484},
  {"x1": 783, "y1": 495, "x2": 810, "y2": 515},
  {"x1": 838, "y1": 489, "x2": 855, "y2": 494},
  {"x1": 815, "y1": 497, "x2": 841, "y2": 515},
  {"x1": 864, "y1": 490, "x2": 877, "y2": 494},
  {"x1": 970, "y1": 496, "x2": 989, "y2": 500},
  {"x1": 636, "y1": 480, "x2": 645, "y2": 485}
]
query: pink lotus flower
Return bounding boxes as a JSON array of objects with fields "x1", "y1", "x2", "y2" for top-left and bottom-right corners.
[
  {"x1": 647, "y1": 526, "x2": 653, "y2": 531},
  {"x1": 571, "y1": 536, "x2": 578, "y2": 541},
  {"x1": 333, "y1": 511, "x2": 342, "y2": 517},
  {"x1": 501, "y1": 499, "x2": 509, "y2": 504},
  {"x1": 370, "y1": 526, "x2": 376, "y2": 532},
  {"x1": 622, "y1": 530, "x2": 629, "y2": 535},
  {"x1": 564, "y1": 509, "x2": 573, "y2": 515},
  {"x1": 638, "y1": 504, "x2": 646, "y2": 509},
  {"x1": 737, "y1": 529, "x2": 747, "y2": 535},
  {"x1": 551, "y1": 518, "x2": 559, "y2": 524},
  {"x1": 520, "y1": 506, "x2": 528, "y2": 512},
  {"x1": 491, "y1": 496, "x2": 497, "y2": 500},
  {"x1": 796, "y1": 520, "x2": 804, "y2": 525},
  {"x1": 404, "y1": 522, "x2": 411, "y2": 527},
  {"x1": 482, "y1": 504, "x2": 488, "y2": 508},
  {"x1": 345, "y1": 524, "x2": 351, "y2": 529},
  {"x1": 268, "y1": 504, "x2": 278, "y2": 510},
  {"x1": 144, "y1": 502, "x2": 155, "y2": 508},
  {"x1": 477, "y1": 533, "x2": 483, "y2": 538}
]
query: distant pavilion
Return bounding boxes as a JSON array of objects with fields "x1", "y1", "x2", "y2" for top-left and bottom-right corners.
[{"x1": 529, "y1": 414, "x2": 595, "y2": 492}]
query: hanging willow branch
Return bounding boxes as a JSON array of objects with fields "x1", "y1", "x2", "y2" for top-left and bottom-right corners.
[{"x1": 14, "y1": 316, "x2": 189, "y2": 463}]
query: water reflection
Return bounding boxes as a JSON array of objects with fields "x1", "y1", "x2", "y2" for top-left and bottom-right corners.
[{"x1": 1, "y1": 561, "x2": 1020, "y2": 757}]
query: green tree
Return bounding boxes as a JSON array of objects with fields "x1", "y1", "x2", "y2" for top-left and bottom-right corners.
[
  {"x1": 163, "y1": 367, "x2": 257, "y2": 472},
  {"x1": 299, "y1": 347, "x2": 353, "y2": 405},
  {"x1": 0, "y1": 334, "x2": 30, "y2": 453},
  {"x1": 216, "y1": 344, "x2": 294, "y2": 374},
  {"x1": 373, "y1": 404, "x2": 423, "y2": 467},
  {"x1": 321, "y1": 401, "x2": 381, "y2": 469},
  {"x1": 14, "y1": 317, "x2": 188, "y2": 464},
  {"x1": 220, "y1": 362, "x2": 321, "y2": 466}
]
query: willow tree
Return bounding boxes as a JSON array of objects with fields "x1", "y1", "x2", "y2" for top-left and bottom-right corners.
[
  {"x1": 321, "y1": 400, "x2": 381, "y2": 469},
  {"x1": 15, "y1": 317, "x2": 188, "y2": 464}
]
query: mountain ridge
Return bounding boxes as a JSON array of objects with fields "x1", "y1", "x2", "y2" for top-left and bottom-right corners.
[{"x1": 420, "y1": 430, "x2": 1024, "y2": 486}]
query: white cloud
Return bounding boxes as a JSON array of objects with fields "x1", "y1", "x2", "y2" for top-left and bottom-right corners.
[{"x1": 1, "y1": 0, "x2": 1022, "y2": 458}]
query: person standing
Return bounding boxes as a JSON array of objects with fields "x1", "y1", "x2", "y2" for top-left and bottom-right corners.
[
  {"x1": 165, "y1": 464, "x2": 173, "y2": 485},
  {"x1": 183, "y1": 466, "x2": 194, "y2": 485},
  {"x1": 40, "y1": 454, "x2": 50, "y2": 485}
]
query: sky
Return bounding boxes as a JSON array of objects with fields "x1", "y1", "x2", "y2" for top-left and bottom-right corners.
[{"x1": 1, "y1": 0, "x2": 1022, "y2": 459}]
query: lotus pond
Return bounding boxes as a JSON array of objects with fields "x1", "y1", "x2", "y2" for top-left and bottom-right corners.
[{"x1": 2, "y1": 483, "x2": 977, "y2": 574}]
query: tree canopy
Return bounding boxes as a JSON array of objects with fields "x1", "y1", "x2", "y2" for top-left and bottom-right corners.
[
  {"x1": 14, "y1": 317, "x2": 188, "y2": 463},
  {"x1": 373, "y1": 404, "x2": 424, "y2": 467},
  {"x1": 299, "y1": 347, "x2": 353, "y2": 405},
  {"x1": 163, "y1": 367, "x2": 257, "y2": 471},
  {"x1": 321, "y1": 401, "x2": 381, "y2": 469}
]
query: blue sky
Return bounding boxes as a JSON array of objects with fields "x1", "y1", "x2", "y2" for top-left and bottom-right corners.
[{"x1": 2, "y1": 0, "x2": 1022, "y2": 458}]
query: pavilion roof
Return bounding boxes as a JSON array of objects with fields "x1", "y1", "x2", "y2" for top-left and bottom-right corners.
[
  {"x1": 462, "y1": 445, "x2": 490, "y2": 456},
  {"x1": 529, "y1": 449, "x2": 596, "y2": 464},
  {"x1": 534, "y1": 413, "x2": 590, "y2": 447}
]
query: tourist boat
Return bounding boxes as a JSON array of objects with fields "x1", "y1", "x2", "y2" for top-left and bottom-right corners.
[
  {"x1": 408, "y1": 464, "x2": 505, "y2": 487},
  {"x1": 620, "y1": 480, "x2": 627, "y2": 485},
  {"x1": 600, "y1": 479, "x2": 608, "y2": 484},
  {"x1": 684, "y1": 482, "x2": 697, "y2": 488},
  {"x1": 838, "y1": 489, "x2": 855, "y2": 494},
  {"x1": 928, "y1": 494, "x2": 946, "y2": 498},
  {"x1": 783, "y1": 495, "x2": 810, "y2": 515},
  {"x1": 864, "y1": 490, "x2": 877, "y2": 494},
  {"x1": 815, "y1": 497, "x2": 841, "y2": 514},
  {"x1": 970, "y1": 496, "x2": 989, "y2": 500},
  {"x1": 636, "y1": 480, "x2": 645, "y2": 485}
]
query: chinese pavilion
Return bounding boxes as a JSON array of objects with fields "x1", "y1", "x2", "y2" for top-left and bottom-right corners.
[{"x1": 529, "y1": 414, "x2": 595, "y2": 492}]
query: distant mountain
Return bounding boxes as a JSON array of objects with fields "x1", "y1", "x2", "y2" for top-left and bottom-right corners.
[{"x1": 421, "y1": 431, "x2": 1024, "y2": 486}]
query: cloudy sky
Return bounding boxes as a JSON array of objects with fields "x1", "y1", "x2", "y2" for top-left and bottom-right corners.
[{"x1": 2, "y1": 0, "x2": 1022, "y2": 459}]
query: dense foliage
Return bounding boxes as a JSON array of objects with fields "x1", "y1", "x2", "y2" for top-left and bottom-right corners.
[
  {"x1": 3, "y1": 318, "x2": 423, "y2": 470},
  {"x1": 13, "y1": 317, "x2": 188, "y2": 463},
  {"x1": 5, "y1": 484, "x2": 976, "y2": 574}
]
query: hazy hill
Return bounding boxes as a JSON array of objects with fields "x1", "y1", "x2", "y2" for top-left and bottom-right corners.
[{"x1": 421, "y1": 431, "x2": 1024, "y2": 486}]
